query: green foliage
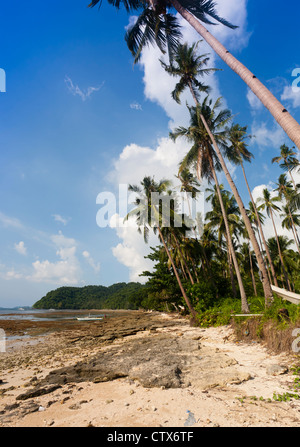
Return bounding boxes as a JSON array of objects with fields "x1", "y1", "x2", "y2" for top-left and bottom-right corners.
[
  {"x1": 33, "y1": 282, "x2": 147, "y2": 310},
  {"x1": 186, "y1": 282, "x2": 215, "y2": 311}
]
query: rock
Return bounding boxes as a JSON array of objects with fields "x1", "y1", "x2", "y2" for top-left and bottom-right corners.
[
  {"x1": 68, "y1": 403, "x2": 81, "y2": 410},
  {"x1": 16, "y1": 385, "x2": 61, "y2": 401},
  {"x1": 22, "y1": 402, "x2": 40, "y2": 415},
  {"x1": 266, "y1": 364, "x2": 288, "y2": 376}
]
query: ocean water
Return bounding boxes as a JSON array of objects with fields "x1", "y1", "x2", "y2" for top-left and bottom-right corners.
[{"x1": 0, "y1": 309, "x2": 107, "y2": 322}]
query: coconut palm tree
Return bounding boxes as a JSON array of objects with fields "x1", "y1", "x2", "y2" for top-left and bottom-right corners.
[
  {"x1": 280, "y1": 204, "x2": 300, "y2": 255},
  {"x1": 161, "y1": 43, "x2": 272, "y2": 304},
  {"x1": 227, "y1": 123, "x2": 279, "y2": 287},
  {"x1": 89, "y1": 0, "x2": 300, "y2": 148},
  {"x1": 267, "y1": 236, "x2": 298, "y2": 290},
  {"x1": 246, "y1": 201, "x2": 274, "y2": 286},
  {"x1": 272, "y1": 144, "x2": 300, "y2": 189},
  {"x1": 205, "y1": 185, "x2": 244, "y2": 300},
  {"x1": 171, "y1": 101, "x2": 250, "y2": 312},
  {"x1": 258, "y1": 188, "x2": 290, "y2": 290},
  {"x1": 239, "y1": 242, "x2": 258, "y2": 297},
  {"x1": 160, "y1": 40, "x2": 219, "y2": 104},
  {"x1": 125, "y1": 176, "x2": 197, "y2": 318},
  {"x1": 275, "y1": 174, "x2": 300, "y2": 254}
]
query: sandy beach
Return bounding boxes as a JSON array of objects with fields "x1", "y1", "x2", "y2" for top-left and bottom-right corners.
[{"x1": 1, "y1": 310, "x2": 300, "y2": 428}]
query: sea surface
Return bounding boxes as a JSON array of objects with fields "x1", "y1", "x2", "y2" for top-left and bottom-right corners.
[{"x1": 0, "y1": 308, "x2": 108, "y2": 322}]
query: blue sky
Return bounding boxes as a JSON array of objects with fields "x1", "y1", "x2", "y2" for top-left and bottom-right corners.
[{"x1": 0, "y1": 0, "x2": 299, "y2": 307}]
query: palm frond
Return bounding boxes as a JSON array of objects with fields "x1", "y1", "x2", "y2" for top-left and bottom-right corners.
[
  {"x1": 179, "y1": 0, "x2": 238, "y2": 29},
  {"x1": 125, "y1": 9, "x2": 182, "y2": 64},
  {"x1": 88, "y1": 0, "x2": 142, "y2": 12}
]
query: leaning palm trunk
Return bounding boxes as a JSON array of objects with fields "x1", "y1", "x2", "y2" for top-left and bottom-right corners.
[
  {"x1": 171, "y1": 0, "x2": 300, "y2": 150},
  {"x1": 240, "y1": 162, "x2": 279, "y2": 287},
  {"x1": 208, "y1": 154, "x2": 250, "y2": 313},
  {"x1": 157, "y1": 225, "x2": 197, "y2": 318}
]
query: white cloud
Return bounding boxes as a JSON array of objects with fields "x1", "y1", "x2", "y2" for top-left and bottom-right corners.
[
  {"x1": 2, "y1": 269, "x2": 24, "y2": 280},
  {"x1": 64, "y1": 76, "x2": 104, "y2": 101},
  {"x1": 247, "y1": 88, "x2": 263, "y2": 111},
  {"x1": 281, "y1": 85, "x2": 300, "y2": 109},
  {"x1": 108, "y1": 137, "x2": 188, "y2": 187},
  {"x1": 52, "y1": 214, "x2": 70, "y2": 226},
  {"x1": 107, "y1": 138, "x2": 186, "y2": 280},
  {"x1": 0, "y1": 212, "x2": 23, "y2": 229},
  {"x1": 250, "y1": 121, "x2": 286, "y2": 150},
  {"x1": 110, "y1": 214, "x2": 156, "y2": 282},
  {"x1": 130, "y1": 102, "x2": 143, "y2": 111},
  {"x1": 28, "y1": 231, "x2": 81, "y2": 284},
  {"x1": 82, "y1": 250, "x2": 100, "y2": 273},
  {"x1": 14, "y1": 241, "x2": 27, "y2": 256}
]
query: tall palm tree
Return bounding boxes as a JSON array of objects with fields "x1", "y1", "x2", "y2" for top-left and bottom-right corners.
[
  {"x1": 239, "y1": 242, "x2": 258, "y2": 297},
  {"x1": 125, "y1": 176, "x2": 197, "y2": 318},
  {"x1": 161, "y1": 42, "x2": 273, "y2": 304},
  {"x1": 171, "y1": 102, "x2": 250, "y2": 313},
  {"x1": 267, "y1": 236, "x2": 298, "y2": 290},
  {"x1": 275, "y1": 174, "x2": 300, "y2": 254},
  {"x1": 160, "y1": 40, "x2": 219, "y2": 104},
  {"x1": 272, "y1": 144, "x2": 300, "y2": 189},
  {"x1": 258, "y1": 188, "x2": 290, "y2": 290},
  {"x1": 227, "y1": 123, "x2": 278, "y2": 287},
  {"x1": 246, "y1": 201, "x2": 274, "y2": 286},
  {"x1": 280, "y1": 204, "x2": 300, "y2": 255},
  {"x1": 89, "y1": 0, "x2": 300, "y2": 148},
  {"x1": 205, "y1": 185, "x2": 244, "y2": 300},
  {"x1": 175, "y1": 167, "x2": 200, "y2": 233}
]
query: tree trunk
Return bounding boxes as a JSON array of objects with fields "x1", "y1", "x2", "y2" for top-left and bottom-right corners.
[
  {"x1": 172, "y1": 231, "x2": 195, "y2": 284},
  {"x1": 157, "y1": 225, "x2": 197, "y2": 318},
  {"x1": 269, "y1": 209, "x2": 291, "y2": 291},
  {"x1": 224, "y1": 232, "x2": 237, "y2": 299},
  {"x1": 208, "y1": 155, "x2": 250, "y2": 313},
  {"x1": 171, "y1": 0, "x2": 300, "y2": 150},
  {"x1": 241, "y1": 162, "x2": 278, "y2": 287},
  {"x1": 287, "y1": 206, "x2": 300, "y2": 255},
  {"x1": 288, "y1": 166, "x2": 298, "y2": 190},
  {"x1": 248, "y1": 243, "x2": 258, "y2": 296}
]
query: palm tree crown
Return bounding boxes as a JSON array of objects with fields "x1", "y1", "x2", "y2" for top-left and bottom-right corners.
[{"x1": 160, "y1": 41, "x2": 219, "y2": 103}]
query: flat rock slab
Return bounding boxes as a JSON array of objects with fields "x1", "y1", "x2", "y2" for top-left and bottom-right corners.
[{"x1": 16, "y1": 331, "x2": 252, "y2": 400}]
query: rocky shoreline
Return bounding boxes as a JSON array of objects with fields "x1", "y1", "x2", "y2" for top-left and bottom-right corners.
[{"x1": 1, "y1": 311, "x2": 300, "y2": 427}]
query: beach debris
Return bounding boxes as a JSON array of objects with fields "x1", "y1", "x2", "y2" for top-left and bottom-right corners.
[{"x1": 184, "y1": 410, "x2": 196, "y2": 427}]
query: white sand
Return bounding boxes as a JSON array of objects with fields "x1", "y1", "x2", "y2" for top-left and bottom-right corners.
[{"x1": 1, "y1": 314, "x2": 300, "y2": 427}]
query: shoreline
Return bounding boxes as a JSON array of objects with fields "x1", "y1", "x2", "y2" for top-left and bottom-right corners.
[{"x1": 1, "y1": 311, "x2": 300, "y2": 427}]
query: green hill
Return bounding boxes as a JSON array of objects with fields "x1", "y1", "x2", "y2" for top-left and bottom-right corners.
[{"x1": 33, "y1": 282, "x2": 147, "y2": 310}]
